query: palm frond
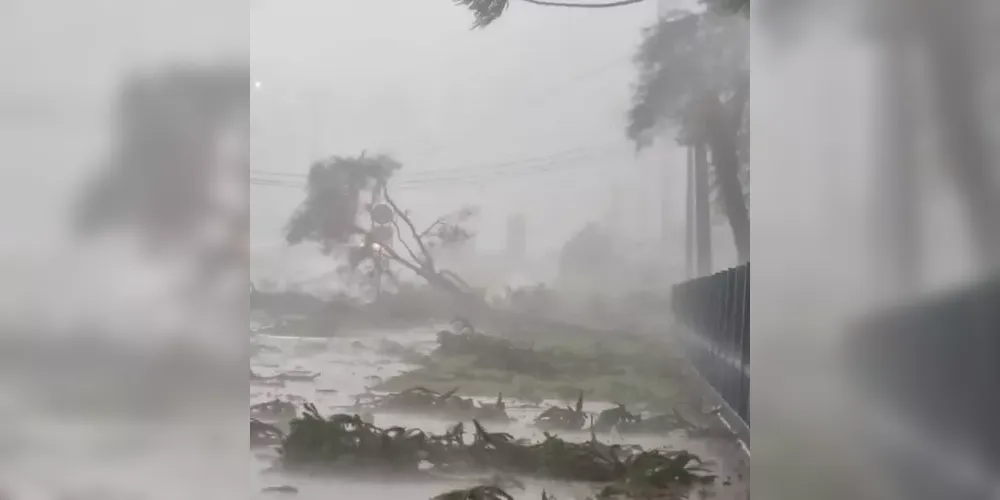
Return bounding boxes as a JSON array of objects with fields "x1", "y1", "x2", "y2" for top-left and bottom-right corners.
[
  {"x1": 626, "y1": 11, "x2": 747, "y2": 149},
  {"x1": 454, "y1": 0, "x2": 510, "y2": 29}
]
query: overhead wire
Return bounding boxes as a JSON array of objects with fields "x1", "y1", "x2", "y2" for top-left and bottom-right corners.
[
  {"x1": 252, "y1": 23, "x2": 642, "y2": 192},
  {"x1": 250, "y1": 145, "x2": 625, "y2": 191},
  {"x1": 250, "y1": 145, "x2": 599, "y2": 181}
]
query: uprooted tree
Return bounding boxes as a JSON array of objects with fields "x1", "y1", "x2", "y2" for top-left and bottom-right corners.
[{"x1": 284, "y1": 152, "x2": 479, "y2": 296}]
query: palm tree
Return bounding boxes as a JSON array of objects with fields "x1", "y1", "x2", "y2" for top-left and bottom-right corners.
[
  {"x1": 627, "y1": 10, "x2": 750, "y2": 264},
  {"x1": 451, "y1": 1, "x2": 751, "y2": 269}
]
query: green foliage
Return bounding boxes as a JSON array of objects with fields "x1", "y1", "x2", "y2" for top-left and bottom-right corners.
[
  {"x1": 593, "y1": 450, "x2": 715, "y2": 499},
  {"x1": 627, "y1": 8, "x2": 750, "y2": 239},
  {"x1": 435, "y1": 326, "x2": 560, "y2": 378},
  {"x1": 280, "y1": 404, "x2": 440, "y2": 471},
  {"x1": 593, "y1": 404, "x2": 703, "y2": 435},
  {"x1": 251, "y1": 418, "x2": 286, "y2": 447},
  {"x1": 627, "y1": 10, "x2": 747, "y2": 149},
  {"x1": 376, "y1": 322, "x2": 688, "y2": 407},
  {"x1": 282, "y1": 151, "x2": 479, "y2": 294},
  {"x1": 454, "y1": 0, "x2": 510, "y2": 29},
  {"x1": 360, "y1": 385, "x2": 512, "y2": 422},
  {"x1": 432, "y1": 485, "x2": 515, "y2": 500},
  {"x1": 278, "y1": 404, "x2": 716, "y2": 496},
  {"x1": 534, "y1": 392, "x2": 587, "y2": 431},
  {"x1": 285, "y1": 153, "x2": 401, "y2": 253}
]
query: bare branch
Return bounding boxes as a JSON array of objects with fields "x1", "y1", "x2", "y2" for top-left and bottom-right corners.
[
  {"x1": 419, "y1": 219, "x2": 446, "y2": 239},
  {"x1": 382, "y1": 184, "x2": 435, "y2": 269},
  {"x1": 376, "y1": 242, "x2": 426, "y2": 279},
  {"x1": 379, "y1": 243, "x2": 466, "y2": 294},
  {"x1": 390, "y1": 217, "x2": 426, "y2": 268}
]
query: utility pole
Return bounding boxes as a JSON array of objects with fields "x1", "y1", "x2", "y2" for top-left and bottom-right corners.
[
  {"x1": 309, "y1": 101, "x2": 321, "y2": 161},
  {"x1": 660, "y1": 145, "x2": 672, "y2": 254},
  {"x1": 694, "y1": 141, "x2": 712, "y2": 276},
  {"x1": 506, "y1": 213, "x2": 527, "y2": 266},
  {"x1": 685, "y1": 145, "x2": 695, "y2": 279},
  {"x1": 370, "y1": 181, "x2": 388, "y2": 302}
]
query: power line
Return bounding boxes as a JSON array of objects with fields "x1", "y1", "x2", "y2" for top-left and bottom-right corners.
[
  {"x1": 254, "y1": 26, "x2": 641, "y2": 182},
  {"x1": 249, "y1": 146, "x2": 599, "y2": 181},
  {"x1": 250, "y1": 146, "x2": 624, "y2": 190},
  {"x1": 256, "y1": 50, "x2": 634, "y2": 167}
]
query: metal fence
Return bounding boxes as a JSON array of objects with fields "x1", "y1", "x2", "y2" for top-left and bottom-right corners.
[{"x1": 672, "y1": 263, "x2": 750, "y2": 428}]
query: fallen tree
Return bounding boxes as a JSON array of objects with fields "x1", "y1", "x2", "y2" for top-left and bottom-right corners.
[{"x1": 284, "y1": 152, "x2": 480, "y2": 299}]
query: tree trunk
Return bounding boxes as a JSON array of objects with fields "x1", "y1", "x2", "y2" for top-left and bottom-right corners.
[
  {"x1": 694, "y1": 140, "x2": 713, "y2": 275},
  {"x1": 686, "y1": 145, "x2": 695, "y2": 279},
  {"x1": 705, "y1": 97, "x2": 751, "y2": 264}
]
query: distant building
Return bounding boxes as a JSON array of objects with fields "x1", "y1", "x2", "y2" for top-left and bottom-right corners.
[{"x1": 506, "y1": 213, "x2": 527, "y2": 264}]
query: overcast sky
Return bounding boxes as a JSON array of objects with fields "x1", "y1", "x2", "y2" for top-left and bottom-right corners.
[
  {"x1": 0, "y1": 0, "x2": 711, "y2": 276},
  {"x1": 250, "y1": 0, "x2": 703, "y2": 263}
]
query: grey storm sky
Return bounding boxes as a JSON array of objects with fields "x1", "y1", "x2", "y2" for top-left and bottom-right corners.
[
  {"x1": 0, "y1": 0, "x2": 703, "y2": 268},
  {"x1": 250, "y1": 0, "x2": 701, "y2": 258}
]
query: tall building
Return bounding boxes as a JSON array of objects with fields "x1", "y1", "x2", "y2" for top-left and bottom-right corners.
[{"x1": 506, "y1": 213, "x2": 527, "y2": 263}]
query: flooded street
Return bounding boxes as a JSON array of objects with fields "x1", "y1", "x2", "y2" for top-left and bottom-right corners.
[{"x1": 251, "y1": 324, "x2": 749, "y2": 500}]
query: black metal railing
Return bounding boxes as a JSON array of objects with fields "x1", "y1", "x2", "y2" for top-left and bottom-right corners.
[{"x1": 672, "y1": 263, "x2": 750, "y2": 427}]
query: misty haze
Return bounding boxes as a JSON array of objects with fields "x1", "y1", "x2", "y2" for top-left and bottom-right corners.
[{"x1": 0, "y1": 0, "x2": 998, "y2": 498}]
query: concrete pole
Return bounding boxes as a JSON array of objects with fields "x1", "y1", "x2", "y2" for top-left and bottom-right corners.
[
  {"x1": 694, "y1": 141, "x2": 712, "y2": 276},
  {"x1": 686, "y1": 145, "x2": 695, "y2": 279}
]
